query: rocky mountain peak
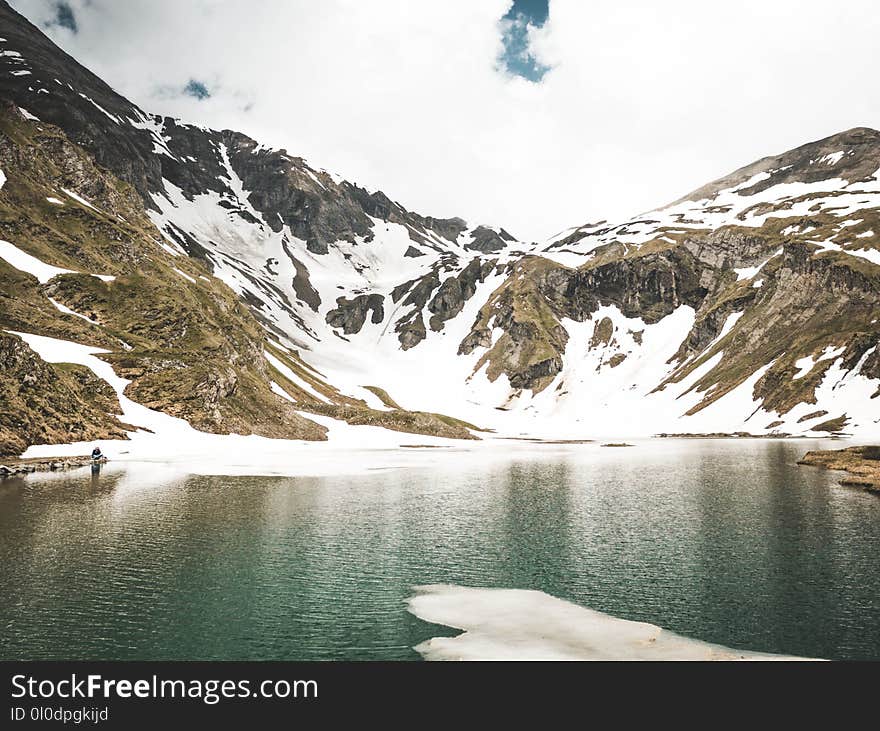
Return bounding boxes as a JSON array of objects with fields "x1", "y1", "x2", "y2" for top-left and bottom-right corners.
[
  {"x1": 675, "y1": 126, "x2": 880, "y2": 205},
  {"x1": 0, "y1": 0, "x2": 520, "y2": 263}
]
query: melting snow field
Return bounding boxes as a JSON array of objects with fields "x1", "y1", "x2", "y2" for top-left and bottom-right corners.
[{"x1": 408, "y1": 585, "x2": 810, "y2": 661}]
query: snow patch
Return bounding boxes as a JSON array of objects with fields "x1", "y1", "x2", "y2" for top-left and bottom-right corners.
[
  {"x1": 62, "y1": 188, "x2": 102, "y2": 213},
  {"x1": 48, "y1": 298, "x2": 97, "y2": 324},
  {"x1": 733, "y1": 249, "x2": 781, "y2": 281},
  {"x1": 0, "y1": 239, "x2": 75, "y2": 282},
  {"x1": 0, "y1": 239, "x2": 115, "y2": 283},
  {"x1": 77, "y1": 93, "x2": 121, "y2": 124},
  {"x1": 818, "y1": 151, "x2": 845, "y2": 166},
  {"x1": 9, "y1": 330, "x2": 187, "y2": 439},
  {"x1": 270, "y1": 381, "x2": 296, "y2": 403},
  {"x1": 127, "y1": 113, "x2": 178, "y2": 158},
  {"x1": 792, "y1": 356, "x2": 814, "y2": 380},
  {"x1": 715, "y1": 311, "x2": 743, "y2": 342},
  {"x1": 172, "y1": 267, "x2": 197, "y2": 284},
  {"x1": 264, "y1": 350, "x2": 331, "y2": 404},
  {"x1": 846, "y1": 247, "x2": 880, "y2": 266}
]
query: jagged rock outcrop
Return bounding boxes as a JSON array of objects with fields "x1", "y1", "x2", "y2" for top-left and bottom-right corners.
[
  {"x1": 465, "y1": 226, "x2": 516, "y2": 253},
  {"x1": 460, "y1": 246, "x2": 709, "y2": 392},
  {"x1": 427, "y1": 258, "x2": 497, "y2": 331}
]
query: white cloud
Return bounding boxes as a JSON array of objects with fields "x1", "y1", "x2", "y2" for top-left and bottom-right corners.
[{"x1": 10, "y1": 0, "x2": 880, "y2": 241}]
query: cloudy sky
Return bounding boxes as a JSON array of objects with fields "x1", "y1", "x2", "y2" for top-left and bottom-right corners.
[{"x1": 10, "y1": 0, "x2": 880, "y2": 241}]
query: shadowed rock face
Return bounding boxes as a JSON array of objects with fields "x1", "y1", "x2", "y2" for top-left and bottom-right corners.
[
  {"x1": 391, "y1": 269, "x2": 443, "y2": 350},
  {"x1": 0, "y1": 3, "x2": 164, "y2": 196},
  {"x1": 329, "y1": 257, "x2": 501, "y2": 350},
  {"x1": 286, "y1": 248, "x2": 322, "y2": 312},
  {"x1": 326, "y1": 294, "x2": 385, "y2": 334},
  {"x1": 427, "y1": 258, "x2": 497, "y2": 332},
  {"x1": 459, "y1": 248, "x2": 710, "y2": 392}
]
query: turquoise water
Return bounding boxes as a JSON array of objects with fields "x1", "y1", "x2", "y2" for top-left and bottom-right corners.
[{"x1": 1, "y1": 439, "x2": 878, "y2": 660}]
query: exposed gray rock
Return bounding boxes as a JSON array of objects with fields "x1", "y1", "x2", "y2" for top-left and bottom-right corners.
[
  {"x1": 326, "y1": 293, "x2": 385, "y2": 335},
  {"x1": 465, "y1": 226, "x2": 516, "y2": 253},
  {"x1": 282, "y1": 241, "x2": 321, "y2": 312},
  {"x1": 427, "y1": 258, "x2": 496, "y2": 332}
]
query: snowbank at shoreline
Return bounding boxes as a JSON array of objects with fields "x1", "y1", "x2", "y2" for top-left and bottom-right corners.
[{"x1": 10, "y1": 331, "x2": 853, "y2": 479}]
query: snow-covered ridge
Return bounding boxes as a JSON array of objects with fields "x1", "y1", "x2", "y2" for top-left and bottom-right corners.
[{"x1": 545, "y1": 170, "x2": 880, "y2": 260}]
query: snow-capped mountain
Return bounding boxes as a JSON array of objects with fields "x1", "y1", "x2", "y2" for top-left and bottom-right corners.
[
  {"x1": 525, "y1": 126, "x2": 880, "y2": 436},
  {"x1": 0, "y1": 1, "x2": 878, "y2": 455}
]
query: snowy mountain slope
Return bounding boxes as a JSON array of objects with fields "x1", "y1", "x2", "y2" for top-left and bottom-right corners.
[
  {"x1": 1, "y1": 0, "x2": 878, "y2": 449},
  {"x1": 141, "y1": 120, "x2": 880, "y2": 439},
  {"x1": 142, "y1": 156, "x2": 531, "y2": 428}
]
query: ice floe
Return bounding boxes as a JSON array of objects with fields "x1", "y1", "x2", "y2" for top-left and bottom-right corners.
[{"x1": 408, "y1": 585, "x2": 810, "y2": 661}]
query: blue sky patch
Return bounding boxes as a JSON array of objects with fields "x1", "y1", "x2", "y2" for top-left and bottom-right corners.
[
  {"x1": 183, "y1": 79, "x2": 211, "y2": 100},
  {"x1": 498, "y1": 0, "x2": 550, "y2": 82},
  {"x1": 46, "y1": 1, "x2": 78, "y2": 33}
]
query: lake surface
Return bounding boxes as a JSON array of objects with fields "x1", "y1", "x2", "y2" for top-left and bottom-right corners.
[{"x1": 1, "y1": 439, "x2": 879, "y2": 660}]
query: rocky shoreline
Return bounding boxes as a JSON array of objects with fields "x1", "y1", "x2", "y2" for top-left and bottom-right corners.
[
  {"x1": 0, "y1": 456, "x2": 107, "y2": 477},
  {"x1": 656, "y1": 431, "x2": 795, "y2": 439},
  {"x1": 797, "y1": 446, "x2": 880, "y2": 492}
]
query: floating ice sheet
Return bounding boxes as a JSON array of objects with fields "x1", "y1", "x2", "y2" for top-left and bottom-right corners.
[{"x1": 408, "y1": 584, "x2": 811, "y2": 661}]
